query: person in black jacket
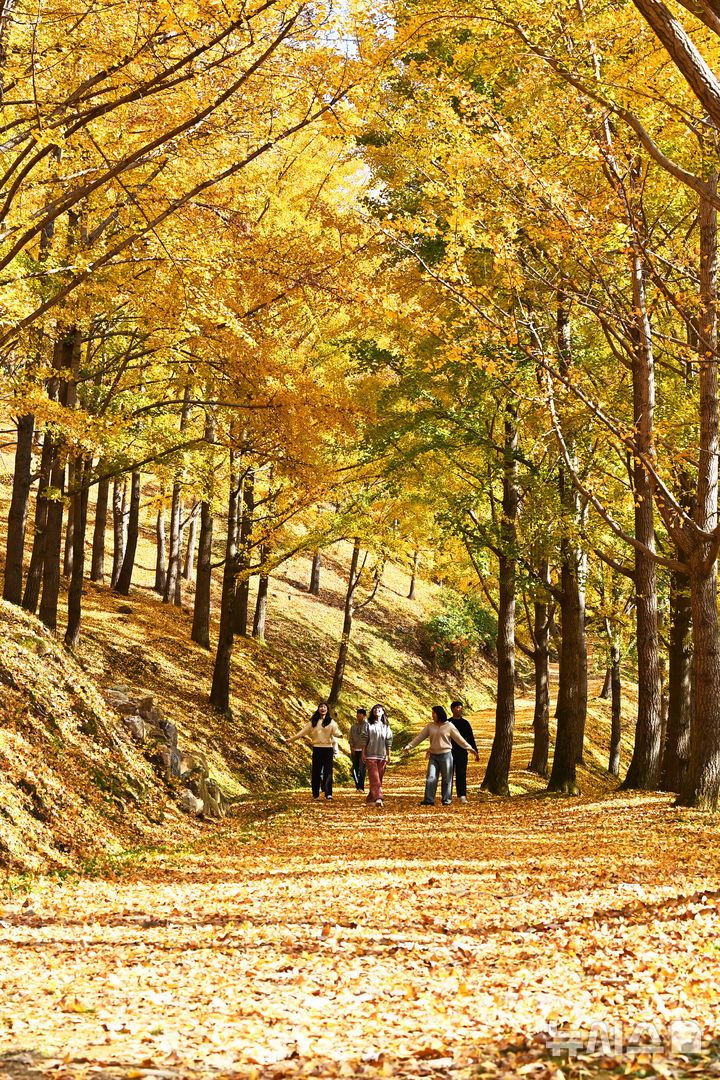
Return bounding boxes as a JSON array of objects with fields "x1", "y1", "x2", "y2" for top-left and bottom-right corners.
[{"x1": 449, "y1": 700, "x2": 478, "y2": 803}]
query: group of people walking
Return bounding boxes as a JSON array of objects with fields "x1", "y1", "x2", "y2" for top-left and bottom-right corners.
[{"x1": 285, "y1": 699, "x2": 479, "y2": 807}]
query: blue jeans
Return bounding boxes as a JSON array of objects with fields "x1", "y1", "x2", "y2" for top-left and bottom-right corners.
[{"x1": 424, "y1": 752, "x2": 453, "y2": 804}]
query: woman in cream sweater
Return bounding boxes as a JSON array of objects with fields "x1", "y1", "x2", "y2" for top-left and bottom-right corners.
[
  {"x1": 402, "y1": 705, "x2": 478, "y2": 806},
  {"x1": 287, "y1": 702, "x2": 342, "y2": 800}
]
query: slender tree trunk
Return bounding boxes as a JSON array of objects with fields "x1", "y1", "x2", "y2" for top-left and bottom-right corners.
[
  {"x1": 408, "y1": 547, "x2": 419, "y2": 600},
  {"x1": 3, "y1": 413, "x2": 35, "y2": 603},
  {"x1": 253, "y1": 546, "x2": 269, "y2": 641},
  {"x1": 210, "y1": 455, "x2": 241, "y2": 711},
  {"x1": 599, "y1": 667, "x2": 612, "y2": 700},
  {"x1": 23, "y1": 420, "x2": 56, "y2": 614},
  {"x1": 164, "y1": 483, "x2": 182, "y2": 604},
  {"x1": 90, "y1": 475, "x2": 108, "y2": 583},
  {"x1": 191, "y1": 500, "x2": 214, "y2": 649},
  {"x1": 661, "y1": 560, "x2": 692, "y2": 791},
  {"x1": 154, "y1": 504, "x2": 167, "y2": 595},
  {"x1": 328, "y1": 539, "x2": 361, "y2": 710},
  {"x1": 38, "y1": 455, "x2": 65, "y2": 632},
  {"x1": 183, "y1": 500, "x2": 199, "y2": 581},
  {"x1": 482, "y1": 410, "x2": 518, "y2": 796},
  {"x1": 622, "y1": 247, "x2": 662, "y2": 790},
  {"x1": 114, "y1": 470, "x2": 140, "y2": 596},
  {"x1": 608, "y1": 644, "x2": 622, "y2": 776},
  {"x1": 233, "y1": 469, "x2": 254, "y2": 637},
  {"x1": 575, "y1": 544, "x2": 588, "y2": 763},
  {"x1": 65, "y1": 457, "x2": 90, "y2": 647},
  {"x1": 680, "y1": 184, "x2": 720, "y2": 808},
  {"x1": 111, "y1": 478, "x2": 125, "y2": 588},
  {"x1": 63, "y1": 455, "x2": 76, "y2": 578},
  {"x1": 308, "y1": 550, "x2": 321, "y2": 596},
  {"x1": 528, "y1": 597, "x2": 550, "y2": 778},
  {"x1": 174, "y1": 502, "x2": 185, "y2": 605}
]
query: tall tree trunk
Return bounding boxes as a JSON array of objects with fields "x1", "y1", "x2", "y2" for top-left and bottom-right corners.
[
  {"x1": 253, "y1": 546, "x2": 269, "y2": 641},
  {"x1": 23, "y1": 418, "x2": 56, "y2": 614},
  {"x1": 661, "y1": 560, "x2": 692, "y2": 791},
  {"x1": 528, "y1": 595, "x2": 550, "y2": 778},
  {"x1": 308, "y1": 550, "x2": 321, "y2": 596},
  {"x1": 482, "y1": 410, "x2": 518, "y2": 796},
  {"x1": 90, "y1": 475, "x2": 108, "y2": 583},
  {"x1": 154, "y1": 504, "x2": 167, "y2": 595},
  {"x1": 328, "y1": 539, "x2": 361, "y2": 710},
  {"x1": 599, "y1": 666, "x2": 612, "y2": 700},
  {"x1": 183, "y1": 501, "x2": 199, "y2": 581},
  {"x1": 63, "y1": 455, "x2": 76, "y2": 578},
  {"x1": 608, "y1": 644, "x2": 622, "y2": 776},
  {"x1": 192, "y1": 499, "x2": 214, "y2": 649},
  {"x1": 622, "y1": 248, "x2": 662, "y2": 790},
  {"x1": 210, "y1": 455, "x2": 241, "y2": 712},
  {"x1": 164, "y1": 483, "x2": 182, "y2": 604},
  {"x1": 3, "y1": 412, "x2": 35, "y2": 604},
  {"x1": 111, "y1": 478, "x2": 125, "y2": 588},
  {"x1": 65, "y1": 457, "x2": 90, "y2": 647},
  {"x1": 408, "y1": 547, "x2": 419, "y2": 600},
  {"x1": 174, "y1": 502, "x2": 185, "y2": 606},
  {"x1": 38, "y1": 454, "x2": 65, "y2": 631},
  {"x1": 680, "y1": 183, "x2": 720, "y2": 808},
  {"x1": 114, "y1": 470, "x2": 140, "y2": 596},
  {"x1": 233, "y1": 469, "x2": 254, "y2": 637}
]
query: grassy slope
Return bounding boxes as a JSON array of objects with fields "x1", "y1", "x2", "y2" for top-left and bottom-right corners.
[{"x1": 0, "y1": 463, "x2": 638, "y2": 872}]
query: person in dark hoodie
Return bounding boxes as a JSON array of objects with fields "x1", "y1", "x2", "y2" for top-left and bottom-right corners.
[{"x1": 449, "y1": 700, "x2": 478, "y2": 803}]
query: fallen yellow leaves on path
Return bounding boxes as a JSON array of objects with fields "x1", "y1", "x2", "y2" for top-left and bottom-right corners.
[{"x1": 1, "y1": 757, "x2": 719, "y2": 1080}]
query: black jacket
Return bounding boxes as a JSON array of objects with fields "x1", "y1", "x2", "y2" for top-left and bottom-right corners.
[{"x1": 450, "y1": 715, "x2": 477, "y2": 756}]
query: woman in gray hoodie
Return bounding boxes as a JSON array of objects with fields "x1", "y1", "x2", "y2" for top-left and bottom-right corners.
[{"x1": 360, "y1": 704, "x2": 393, "y2": 807}]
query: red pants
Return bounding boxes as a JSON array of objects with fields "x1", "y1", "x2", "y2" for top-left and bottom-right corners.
[{"x1": 365, "y1": 757, "x2": 386, "y2": 802}]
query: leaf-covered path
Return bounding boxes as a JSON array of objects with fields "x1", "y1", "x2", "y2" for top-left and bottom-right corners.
[{"x1": 2, "y1": 752, "x2": 720, "y2": 1080}]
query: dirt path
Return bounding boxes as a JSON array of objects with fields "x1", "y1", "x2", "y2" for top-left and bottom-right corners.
[{"x1": 1, "y1": 739, "x2": 720, "y2": 1080}]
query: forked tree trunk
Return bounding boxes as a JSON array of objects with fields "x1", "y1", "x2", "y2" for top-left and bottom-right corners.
[
  {"x1": 661, "y1": 560, "x2": 692, "y2": 791},
  {"x1": 680, "y1": 185, "x2": 720, "y2": 808},
  {"x1": 308, "y1": 550, "x2": 321, "y2": 596},
  {"x1": 90, "y1": 476, "x2": 108, "y2": 583},
  {"x1": 210, "y1": 454, "x2": 240, "y2": 712},
  {"x1": 482, "y1": 410, "x2": 518, "y2": 796},
  {"x1": 3, "y1": 412, "x2": 35, "y2": 604},
  {"x1": 114, "y1": 470, "x2": 140, "y2": 596},
  {"x1": 65, "y1": 458, "x2": 90, "y2": 647},
  {"x1": 608, "y1": 644, "x2": 622, "y2": 776},
  {"x1": 328, "y1": 539, "x2": 361, "y2": 710},
  {"x1": 622, "y1": 248, "x2": 662, "y2": 790},
  {"x1": 111, "y1": 478, "x2": 125, "y2": 588}
]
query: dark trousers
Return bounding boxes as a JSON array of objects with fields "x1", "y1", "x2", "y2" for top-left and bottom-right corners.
[
  {"x1": 452, "y1": 748, "x2": 468, "y2": 798},
  {"x1": 312, "y1": 747, "x2": 334, "y2": 798},
  {"x1": 351, "y1": 750, "x2": 366, "y2": 791}
]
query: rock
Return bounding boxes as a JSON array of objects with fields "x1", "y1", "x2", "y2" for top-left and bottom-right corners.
[
  {"x1": 149, "y1": 745, "x2": 180, "y2": 781},
  {"x1": 158, "y1": 719, "x2": 178, "y2": 749},
  {"x1": 131, "y1": 691, "x2": 154, "y2": 713},
  {"x1": 144, "y1": 721, "x2": 168, "y2": 745},
  {"x1": 109, "y1": 684, "x2": 130, "y2": 695},
  {"x1": 121, "y1": 715, "x2": 145, "y2": 743},
  {"x1": 188, "y1": 776, "x2": 226, "y2": 818},
  {"x1": 113, "y1": 699, "x2": 141, "y2": 715},
  {"x1": 178, "y1": 750, "x2": 209, "y2": 780},
  {"x1": 139, "y1": 702, "x2": 162, "y2": 723},
  {"x1": 180, "y1": 789, "x2": 204, "y2": 815}
]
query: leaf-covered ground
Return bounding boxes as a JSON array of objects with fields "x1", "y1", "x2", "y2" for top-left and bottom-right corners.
[{"x1": 1, "y1": 746, "x2": 719, "y2": 1080}]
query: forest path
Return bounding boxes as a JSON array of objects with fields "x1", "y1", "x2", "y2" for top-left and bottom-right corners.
[{"x1": 1, "y1": 730, "x2": 720, "y2": 1080}]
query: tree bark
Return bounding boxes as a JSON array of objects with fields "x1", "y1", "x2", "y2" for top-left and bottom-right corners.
[
  {"x1": 4, "y1": 412, "x2": 35, "y2": 603},
  {"x1": 328, "y1": 539, "x2": 361, "y2": 710},
  {"x1": 154, "y1": 504, "x2": 167, "y2": 595},
  {"x1": 680, "y1": 184, "x2": 720, "y2": 808},
  {"x1": 64, "y1": 457, "x2": 90, "y2": 647},
  {"x1": 191, "y1": 499, "x2": 214, "y2": 649},
  {"x1": 63, "y1": 455, "x2": 76, "y2": 579},
  {"x1": 183, "y1": 500, "x2": 199, "y2": 581},
  {"x1": 163, "y1": 482, "x2": 182, "y2": 604},
  {"x1": 22, "y1": 418, "x2": 56, "y2": 614},
  {"x1": 622, "y1": 247, "x2": 662, "y2": 791},
  {"x1": 38, "y1": 454, "x2": 65, "y2": 632},
  {"x1": 111, "y1": 478, "x2": 125, "y2": 588},
  {"x1": 210, "y1": 454, "x2": 241, "y2": 712},
  {"x1": 309, "y1": 550, "x2": 321, "y2": 595},
  {"x1": 608, "y1": 644, "x2": 622, "y2": 776},
  {"x1": 253, "y1": 546, "x2": 269, "y2": 641},
  {"x1": 528, "y1": 597, "x2": 550, "y2": 778},
  {"x1": 408, "y1": 547, "x2": 419, "y2": 600},
  {"x1": 90, "y1": 475, "x2": 108, "y2": 583},
  {"x1": 114, "y1": 470, "x2": 140, "y2": 596},
  {"x1": 482, "y1": 410, "x2": 518, "y2": 796},
  {"x1": 599, "y1": 666, "x2": 612, "y2": 700}
]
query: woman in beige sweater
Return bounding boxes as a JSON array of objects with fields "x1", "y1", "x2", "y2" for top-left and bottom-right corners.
[
  {"x1": 402, "y1": 705, "x2": 478, "y2": 805},
  {"x1": 287, "y1": 703, "x2": 341, "y2": 800}
]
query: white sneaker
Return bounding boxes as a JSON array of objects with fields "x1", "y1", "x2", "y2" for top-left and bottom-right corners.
[
  {"x1": 460, "y1": 796, "x2": 467, "y2": 804},
  {"x1": 375, "y1": 799, "x2": 383, "y2": 807}
]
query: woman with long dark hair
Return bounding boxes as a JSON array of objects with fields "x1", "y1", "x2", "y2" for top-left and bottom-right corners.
[
  {"x1": 402, "y1": 705, "x2": 478, "y2": 805},
  {"x1": 359, "y1": 703, "x2": 393, "y2": 807},
  {"x1": 286, "y1": 702, "x2": 342, "y2": 800}
]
